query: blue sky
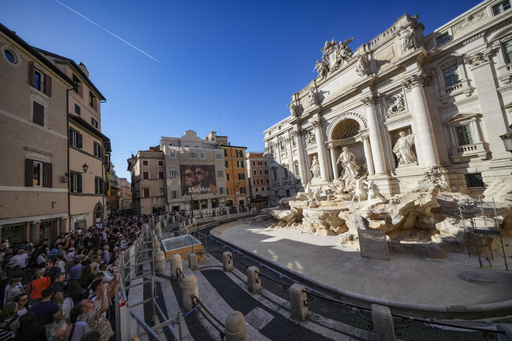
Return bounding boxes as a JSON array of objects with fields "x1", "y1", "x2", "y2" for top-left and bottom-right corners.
[{"x1": 1, "y1": 0, "x2": 482, "y2": 180}]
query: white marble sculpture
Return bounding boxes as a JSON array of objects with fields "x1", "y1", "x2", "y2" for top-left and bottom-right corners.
[
  {"x1": 355, "y1": 55, "x2": 369, "y2": 77},
  {"x1": 311, "y1": 156, "x2": 321, "y2": 178},
  {"x1": 308, "y1": 81, "x2": 319, "y2": 106},
  {"x1": 337, "y1": 147, "x2": 359, "y2": 190},
  {"x1": 399, "y1": 26, "x2": 414, "y2": 53},
  {"x1": 393, "y1": 131, "x2": 417, "y2": 166},
  {"x1": 386, "y1": 93, "x2": 405, "y2": 116}
]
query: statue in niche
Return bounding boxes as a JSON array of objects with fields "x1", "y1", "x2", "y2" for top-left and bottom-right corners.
[
  {"x1": 337, "y1": 147, "x2": 360, "y2": 190},
  {"x1": 386, "y1": 93, "x2": 406, "y2": 116},
  {"x1": 393, "y1": 131, "x2": 417, "y2": 166},
  {"x1": 311, "y1": 156, "x2": 321, "y2": 178},
  {"x1": 399, "y1": 26, "x2": 414, "y2": 53},
  {"x1": 355, "y1": 55, "x2": 369, "y2": 77}
]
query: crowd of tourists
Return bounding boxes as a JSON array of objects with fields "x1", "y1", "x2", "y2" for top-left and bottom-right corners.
[{"x1": 0, "y1": 214, "x2": 149, "y2": 341}]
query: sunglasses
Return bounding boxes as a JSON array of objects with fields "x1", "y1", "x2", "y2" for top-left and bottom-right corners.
[
  {"x1": 185, "y1": 173, "x2": 194, "y2": 178},
  {"x1": 195, "y1": 171, "x2": 204, "y2": 175}
]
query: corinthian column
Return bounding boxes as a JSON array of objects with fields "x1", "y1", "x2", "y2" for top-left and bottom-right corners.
[
  {"x1": 313, "y1": 116, "x2": 328, "y2": 180},
  {"x1": 362, "y1": 134, "x2": 375, "y2": 175},
  {"x1": 361, "y1": 95, "x2": 386, "y2": 174},
  {"x1": 403, "y1": 74, "x2": 439, "y2": 167},
  {"x1": 328, "y1": 144, "x2": 337, "y2": 178},
  {"x1": 292, "y1": 128, "x2": 307, "y2": 183}
]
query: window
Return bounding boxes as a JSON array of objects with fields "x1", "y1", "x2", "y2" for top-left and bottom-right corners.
[
  {"x1": 89, "y1": 91, "x2": 96, "y2": 108},
  {"x1": 240, "y1": 187, "x2": 246, "y2": 194},
  {"x1": 503, "y1": 40, "x2": 512, "y2": 63},
  {"x1": 142, "y1": 160, "x2": 149, "y2": 166},
  {"x1": 216, "y1": 153, "x2": 222, "y2": 159},
  {"x1": 266, "y1": 179, "x2": 269, "y2": 184},
  {"x1": 95, "y1": 177, "x2": 103, "y2": 194},
  {"x1": 280, "y1": 140, "x2": 285, "y2": 150},
  {"x1": 238, "y1": 173, "x2": 245, "y2": 180},
  {"x1": 25, "y1": 159, "x2": 52, "y2": 188},
  {"x1": 72, "y1": 74, "x2": 82, "y2": 96},
  {"x1": 265, "y1": 162, "x2": 267, "y2": 165},
  {"x1": 225, "y1": 161, "x2": 229, "y2": 168},
  {"x1": 94, "y1": 142, "x2": 102, "y2": 158},
  {"x1": 217, "y1": 169, "x2": 224, "y2": 177},
  {"x1": 272, "y1": 169, "x2": 277, "y2": 179},
  {"x1": 33, "y1": 102, "x2": 44, "y2": 127},
  {"x1": 436, "y1": 33, "x2": 450, "y2": 47},
  {"x1": 169, "y1": 168, "x2": 179, "y2": 179},
  {"x1": 465, "y1": 173, "x2": 484, "y2": 187},
  {"x1": 443, "y1": 64, "x2": 460, "y2": 87},
  {"x1": 237, "y1": 161, "x2": 244, "y2": 168},
  {"x1": 224, "y1": 149, "x2": 228, "y2": 157},
  {"x1": 70, "y1": 172, "x2": 82, "y2": 193},
  {"x1": 169, "y1": 149, "x2": 176, "y2": 158},
  {"x1": 255, "y1": 188, "x2": 259, "y2": 192},
  {"x1": 143, "y1": 188, "x2": 150, "y2": 197},
  {"x1": 219, "y1": 187, "x2": 225, "y2": 195},
  {"x1": 226, "y1": 173, "x2": 229, "y2": 181},
  {"x1": 283, "y1": 168, "x2": 288, "y2": 178},
  {"x1": 226, "y1": 187, "x2": 229, "y2": 195},
  {"x1": 455, "y1": 125, "x2": 473, "y2": 146},
  {"x1": 252, "y1": 161, "x2": 255, "y2": 166},
  {"x1": 265, "y1": 170, "x2": 268, "y2": 174},
  {"x1": 4, "y1": 49, "x2": 15, "y2": 63},
  {"x1": 69, "y1": 128, "x2": 83, "y2": 149},
  {"x1": 91, "y1": 118, "x2": 98, "y2": 129},
  {"x1": 159, "y1": 188, "x2": 166, "y2": 196},
  {"x1": 143, "y1": 171, "x2": 149, "y2": 179},
  {"x1": 260, "y1": 170, "x2": 263, "y2": 175},
  {"x1": 158, "y1": 171, "x2": 165, "y2": 179},
  {"x1": 253, "y1": 170, "x2": 257, "y2": 175},
  {"x1": 270, "y1": 146, "x2": 274, "y2": 155},
  {"x1": 189, "y1": 152, "x2": 197, "y2": 158},
  {"x1": 292, "y1": 136, "x2": 297, "y2": 146},
  {"x1": 236, "y1": 150, "x2": 243, "y2": 157},
  {"x1": 29, "y1": 64, "x2": 51, "y2": 96},
  {"x1": 74, "y1": 104, "x2": 81, "y2": 116},
  {"x1": 171, "y1": 190, "x2": 179, "y2": 199},
  {"x1": 493, "y1": 0, "x2": 510, "y2": 15},
  {"x1": 158, "y1": 160, "x2": 164, "y2": 166},
  {"x1": 200, "y1": 152, "x2": 205, "y2": 159}
]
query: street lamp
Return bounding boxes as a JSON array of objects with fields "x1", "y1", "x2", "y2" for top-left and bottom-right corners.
[
  {"x1": 500, "y1": 124, "x2": 512, "y2": 153},
  {"x1": 82, "y1": 163, "x2": 89, "y2": 173}
]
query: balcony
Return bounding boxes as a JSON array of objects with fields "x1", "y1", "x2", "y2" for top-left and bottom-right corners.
[{"x1": 450, "y1": 141, "x2": 489, "y2": 162}]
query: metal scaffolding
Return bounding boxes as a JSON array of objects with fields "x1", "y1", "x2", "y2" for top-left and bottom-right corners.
[{"x1": 458, "y1": 197, "x2": 509, "y2": 271}]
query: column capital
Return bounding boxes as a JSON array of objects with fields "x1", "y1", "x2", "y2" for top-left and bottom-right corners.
[
  {"x1": 361, "y1": 95, "x2": 379, "y2": 107},
  {"x1": 402, "y1": 73, "x2": 431, "y2": 92},
  {"x1": 312, "y1": 120, "x2": 321, "y2": 129},
  {"x1": 463, "y1": 50, "x2": 492, "y2": 70}
]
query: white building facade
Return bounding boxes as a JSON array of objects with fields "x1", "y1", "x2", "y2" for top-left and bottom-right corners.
[{"x1": 264, "y1": 0, "x2": 512, "y2": 198}]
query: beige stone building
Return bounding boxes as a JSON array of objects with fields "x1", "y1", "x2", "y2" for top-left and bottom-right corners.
[
  {"x1": 37, "y1": 50, "x2": 111, "y2": 230},
  {"x1": 0, "y1": 23, "x2": 111, "y2": 242},
  {"x1": 127, "y1": 147, "x2": 167, "y2": 215},
  {"x1": 246, "y1": 152, "x2": 270, "y2": 208},
  {"x1": 118, "y1": 178, "x2": 132, "y2": 211},
  {"x1": 0, "y1": 23, "x2": 70, "y2": 243},
  {"x1": 264, "y1": 0, "x2": 512, "y2": 198}
]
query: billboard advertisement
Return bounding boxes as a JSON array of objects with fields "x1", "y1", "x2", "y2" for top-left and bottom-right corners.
[{"x1": 181, "y1": 165, "x2": 217, "y2": 195}]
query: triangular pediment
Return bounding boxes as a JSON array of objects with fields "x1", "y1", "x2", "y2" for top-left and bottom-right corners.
[{"x1": 444, "y1": 112, "x2": 481, "y2": 125}]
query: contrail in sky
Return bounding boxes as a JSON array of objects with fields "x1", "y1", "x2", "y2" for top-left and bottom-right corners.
[{"x1": 54, "y1": 0, "x2": 159, "y2": 62}]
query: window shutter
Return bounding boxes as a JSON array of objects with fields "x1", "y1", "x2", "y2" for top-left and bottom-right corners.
[
  {"x1": 44, "y1": 163, "x2": 53, "y2": 188},
  {"x1": 78, "y1": 133, "x2": 83, "y2": 148},
  {"x1": 29, "y1": 63, "x2": 35, "y2": 87},
  {"x1": 25, "y1": 159, "x2": 34, "y2": 187},
  {"x1": 44, "y1": 75, "x2": 52, "y2": 97},
  {"x1": 78, "y1": 174, "x2": 82, "y2": 193}
]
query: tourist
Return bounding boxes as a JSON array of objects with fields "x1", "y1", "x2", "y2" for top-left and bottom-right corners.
[
  {"x1": 13, "y1": 311, "x2": 47, "y2": 341},
  {"x1": 43, "y1": 259, "x2": 60, "y2": 283},
  {"x1": 5, "y1": 278, "x2": 23, "y2": 305},
  {"x1": 49, "y1": 273, "x2": 66, "y2": 294},
  {"x1": 48, "y1": 320, "x2": 92, "y2": 341},
  {"x1": 27, "y1": 269, "x2": 51, "y2": 306},
  {"x1": 29, "y1": 288, "x2": 62, "y2": 336},
  {"x1": 74, "y1": 283, "x2": 114, "y2": 341},
  {"x1": 0, "y1": 302, "x2": 20, "y2": 334},
  {"x1": 14, "y1": 293, "x2": 28, "y2": 316},
  {"x1": 10, "y1": 250, "x2": 28, "y2": 270}
]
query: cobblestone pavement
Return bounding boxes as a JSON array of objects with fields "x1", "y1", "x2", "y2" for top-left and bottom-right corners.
[{"x1": 160, "y1": 223, "x2": 496, "y2": 340}]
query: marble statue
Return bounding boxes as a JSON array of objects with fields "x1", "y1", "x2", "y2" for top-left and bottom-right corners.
[
  {"x1": 399, "y1": 26, "x2": 414, "y2": 53},
  {"x1": 306, "y1": 130, "x2": 315, "y2": 145},
  {"x1": 364, "y1": 179, "x2": 383, "y2": 199},
  {"x1": 355, "y1": 55, "x2": 368, "y2": 77},
  {"x1": 393, "y1": 131, "x2": 417, "y2": 166},
  {"x1": 351, "y1": 178, "x2": 368, "y2": 202},
  {"x1": 314, "y1": 60, "x2": 329, "y2": 79},
  {"x1": 311, "y1": 156, "x2": 321, "y2": 178},
  {"x1": 337, "y1": 147, "x2": 359, "y2": 190},
  {"x1": 308, "y1": 82, "x2": 318, "y2": 106}
]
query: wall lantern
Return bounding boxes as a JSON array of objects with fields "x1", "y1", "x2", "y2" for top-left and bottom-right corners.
[{"x1": 500, "y1": 124, "x2": 512, "y2": 153}]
